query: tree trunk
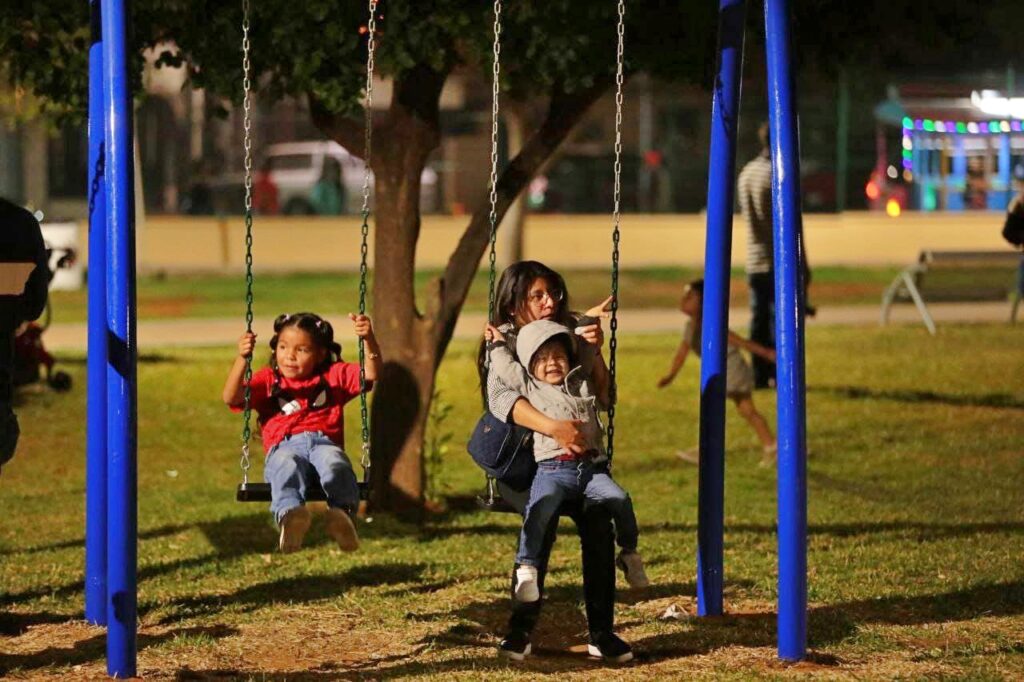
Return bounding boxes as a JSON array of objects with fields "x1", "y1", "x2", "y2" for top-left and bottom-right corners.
[
  {"x1": 498, "y1": 106, "x2": 528, "y2": 266},
  {"x1": 310, "y1": 75, "x2": 607, "y2": 516}
]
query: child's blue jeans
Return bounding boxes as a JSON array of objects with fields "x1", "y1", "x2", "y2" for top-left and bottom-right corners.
[
  {"x1": 516, "y1": 458, "x2": 638, "y2": 566},
  {"x1": 263, "y1": 431, "x2": 359, "y2": 523}
]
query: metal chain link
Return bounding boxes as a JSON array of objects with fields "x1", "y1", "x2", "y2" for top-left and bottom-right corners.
[
  {"x1": 483, "y1": 0, "x2": 503, "y2": 495},
  {"x1": 239, "y1": 0, "x2": 255, "y2": 484},
  {"x1": 485, "y1": 0, "x2": 503, "y2": 330},
  {"x1": 358, "y1": 0, "x2": 378, "y2": 479},
  {"x1": 606, "y1": 0, "x2": 626, "y2": 461}
]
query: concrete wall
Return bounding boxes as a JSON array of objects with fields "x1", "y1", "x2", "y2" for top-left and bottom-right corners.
[{"x1": 71, "y1": 211, "x2": 1015, "y2": 274}]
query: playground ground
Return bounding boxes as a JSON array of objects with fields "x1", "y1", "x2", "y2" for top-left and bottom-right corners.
[{"x1": 2, "y1": 323, "x2": 1023, "y2": 679}]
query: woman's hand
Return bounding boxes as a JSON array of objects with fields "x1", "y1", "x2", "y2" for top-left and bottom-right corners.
[
  {"x1": 578, "y1": 295, "x2": 614, "y2": 348},
  {"x1": 484, "y1": 323, "x2": 505, "y2": 343},
  {"x1": 549, "y1": 419, "x2": 586, "y2": 455},
  {"x1": 657, "y1": 374, "x2": 675, "y2": 389},
  {"x1": 238, "y1": 332, "x2": 257, "y2": 359},
  {"x1": 583, "y1": 295, "x2": 614, "y2": 319}
]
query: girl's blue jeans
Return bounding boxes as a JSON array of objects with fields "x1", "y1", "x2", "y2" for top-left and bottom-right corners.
[
  {"x1": 263, "y1": 431, "x2": 359, "y2": 523},
  {"x1": 516, "y1": 459, "x2": 638, "y2": 566}
]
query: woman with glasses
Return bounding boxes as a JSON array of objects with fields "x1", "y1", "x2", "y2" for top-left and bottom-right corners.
[{"x1": 478, "y1": 260, "x2": 633, "y2": 663}]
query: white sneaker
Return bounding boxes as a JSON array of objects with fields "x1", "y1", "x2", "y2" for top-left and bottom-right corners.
[
  {"x1": 514, "y1": 565, "x2": 540, "y2": 602},
  {"x1": 279, "y1": 505, "x2": 312, "y2": 553},
  {"x1": 324, "y1": 507, "x2": 360, "y2": 552},
  {"x1": 617, "y1": 550, "x2": 650, "y2": 589}
]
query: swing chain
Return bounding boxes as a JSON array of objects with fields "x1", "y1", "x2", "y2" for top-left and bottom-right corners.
[
  {"x1": 358, "y1": 0, "x2": 378, "y2": 472},
  {"x1": 478, "y1": 1, "x2": 503, "y2": 505},
  {"x1": 485, "y1": 0, "x2": 502, "y2": 331},
  {"x1": 240, "y1": 0, "x2": 256, "y2": 484},
  {"x1": 606, "y1": 0, "x2": 626, "y2": 461}
]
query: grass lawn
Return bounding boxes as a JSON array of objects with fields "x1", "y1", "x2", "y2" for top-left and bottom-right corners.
[
  {"x1": 2, "y1": 324, "x2": 1022, "y2": 679},
  {"x1": 46, "y1": 266, "x2": 901, "y2": 324}
]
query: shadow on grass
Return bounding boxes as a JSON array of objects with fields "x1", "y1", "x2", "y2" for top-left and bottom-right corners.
[
  {"x1": 0, "y1": 624, "x2": 237, "y2": 676},
  {"x1": 0, "y1": 611, "x2": 68, "y2": 637},
  {"x1": 810, "y1": 384, "x2": 1024, "y2": 411},
  {"x1": 635, "y1": 578, "x2": 1024, "y2": 662},
  {"x1": 152, "y1": 562, "x2": 429, "y2": 625},
  {"x1": 639, "y1": 519, "x2": 1024, "y2": 541},
  {"x1": 402, "y1": 578, "x2": 1024, "y2": 673},
  {"x1": 0, "y1": 522, "x2": 195, "y2": 557}
]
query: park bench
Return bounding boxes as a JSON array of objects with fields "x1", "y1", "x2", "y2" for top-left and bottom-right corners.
[{"x1": 880, "y1": 249, "x2": 1022, "y2": 334}]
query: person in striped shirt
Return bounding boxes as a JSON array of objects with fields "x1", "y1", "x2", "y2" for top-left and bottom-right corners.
[{"x1": 737, "y1": 123, "x2": 814, "y2": 389}]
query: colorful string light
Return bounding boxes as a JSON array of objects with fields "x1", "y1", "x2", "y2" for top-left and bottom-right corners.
[{"x1": 899, "y1": 116, "x2": 1023, "y2": 173}]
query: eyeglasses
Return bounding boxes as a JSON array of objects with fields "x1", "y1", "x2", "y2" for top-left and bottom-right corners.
[{"x1": 527, "y1": 288, "x2": 565, "y2": 305}]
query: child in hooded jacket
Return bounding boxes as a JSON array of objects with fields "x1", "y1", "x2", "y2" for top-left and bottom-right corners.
[{"x1": 485, "y1": 319, "x2": 648, "y2": 602}]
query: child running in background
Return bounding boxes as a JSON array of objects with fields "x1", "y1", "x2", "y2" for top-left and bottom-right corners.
[
  {"x1": 485, "y1": 319, "x2": 649, "y2": 601},
  {"x1": 223, "y1": 312, "x2": 382, "y2": 553},
  {"x1": 657, "y1": 279, "x2": 777, "y2": 464}
]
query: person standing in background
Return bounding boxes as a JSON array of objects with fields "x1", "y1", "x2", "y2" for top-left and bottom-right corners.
[
  {"x1": 310, "y1": 159, "x2": 346, "y2": 216},
  {"x1": 737, "y1": 123, "x2": 814, "y2": 389},
  {"x1": 253, "y1": 158, "x2": 280, "y2": 215}
]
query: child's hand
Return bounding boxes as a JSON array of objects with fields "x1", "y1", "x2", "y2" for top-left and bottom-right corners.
[
  {"x1": 766, "y1": 349, "x2": 777, "y2": 363},
  {"x1": 484, "y1": 323, "x2": 505, "y2": 343},
  {"x1": 657, "y1": 375, "x2": 674, "y2": 389},
  {"x1": 349, "y1": 313, "x2": 374, "y2": 338},
  {"x1": 238, "y1": 332, "x2": 257, "y2": 359}
]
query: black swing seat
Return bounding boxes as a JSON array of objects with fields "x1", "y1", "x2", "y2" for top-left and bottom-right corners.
[
  {"x1": 237, "y1": 481, "x2": 370, "y2": 503},
  {"x1": 474, "y1": 493, "x2": 580, "y2": 517},
  {"x1": 475, "y1": 493, "x2": 520, "y2": 513}
]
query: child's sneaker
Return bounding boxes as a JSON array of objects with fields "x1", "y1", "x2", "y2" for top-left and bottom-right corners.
[
  {"x1": 498, "y1": 630, "x2": 532, "y2": 661},
  {"x1": 616, "y1": 550, "x2": 650, "y2": 588},
  {"x1": 514, "y1": 565, "x2": 540, "y2": 603},
  {"x1": 279, "y1": 505, "x2": 312, "y2": 553},
  {"x1": 759, "y1": 444, "x2": 778, "y2": 468},
  {"x1": 587, "y1": 631, "x2": 634, "y2": 663},
  {"x1": 324, "y1": 507, "x2": 360, "y2": 552}
]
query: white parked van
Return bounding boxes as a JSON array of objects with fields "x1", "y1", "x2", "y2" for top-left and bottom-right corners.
[{"x1": 265, "y1": 141, "x2": 439, "y2": 214}]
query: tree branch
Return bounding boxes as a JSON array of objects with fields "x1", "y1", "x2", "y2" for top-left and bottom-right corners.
[
  {"x1": 435, "y1": 83, "x2": 608, "y2": 355},
  {"x1": 307, "y1": 92, "x2": 371, "y2": 160}
]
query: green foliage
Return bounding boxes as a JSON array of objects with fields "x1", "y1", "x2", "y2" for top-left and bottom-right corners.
[
  {"x1": 0, "y1": 1, "x2": 716, "y2": 123},
  {"x1": 4, "y1": 1, "x2": 1022, "y2": 125},
  {"x1": 424, "y1": 387, "x2": 454, "y2": 504}
]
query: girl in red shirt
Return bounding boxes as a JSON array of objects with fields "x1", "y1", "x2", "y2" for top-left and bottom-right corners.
[{"x1": 223, "y1": 312, "x2": 382, "y2": 553}]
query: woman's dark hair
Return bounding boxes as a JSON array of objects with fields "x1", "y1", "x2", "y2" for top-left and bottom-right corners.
[
  {"x1": 268, "y1": 312, "x2": 342, "y2": 374},
  {"x1": 492, "y1": 260, "x2": 572, "y2": 327},
  {"x1": 477, "y1": 260, "x2": 575, "y2": 390},
  {"x1": 685, "y1": 278, "x2": 704, "y2": 298}
]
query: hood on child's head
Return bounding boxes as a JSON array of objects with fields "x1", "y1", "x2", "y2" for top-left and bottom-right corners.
[{"x1": 516, "y1": 320, "x2": 576, "y2": 371}]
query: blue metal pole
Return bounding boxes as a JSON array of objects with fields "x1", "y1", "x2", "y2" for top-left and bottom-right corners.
[
  {"x1": 101, "y1": 0, "x2": 137, "y2": 676},
  {"x1": 997, "y1": 134, "x2": 1012, "y2": 209},
  {"x1": 949, "y1": 136, "x2": 966, "y2": 211},
  {"x1": 697, "y1": 0, "x2": 746, "y2": 618},
  {"x1": 85, "y1": 0, "x2": 108, "y2": 627},
  {"x1": 764, "y1": 0, "x2": 807, "y2": 662}
]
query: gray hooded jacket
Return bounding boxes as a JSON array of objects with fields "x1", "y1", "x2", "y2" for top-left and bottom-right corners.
[{"x1": 488, "y1": 319, "x2": 608, "y2": 463}]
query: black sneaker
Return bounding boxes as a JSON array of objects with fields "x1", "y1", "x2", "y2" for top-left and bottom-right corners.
[
  {"x1": 498, "y1": 630, "x2": 531, "y2": 662},
  {"x1": 587, "y1": 631, "x2": 634, "y2": 663}
]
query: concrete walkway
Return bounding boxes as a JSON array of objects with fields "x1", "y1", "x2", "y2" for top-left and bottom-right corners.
[{"x1": 43, "y1": 302, "x2": 1016, "y2": 351}]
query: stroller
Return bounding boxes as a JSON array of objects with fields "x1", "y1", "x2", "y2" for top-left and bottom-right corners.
[{"x1": 12, "y1": 245, "x2": 75, "y2": 393}]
